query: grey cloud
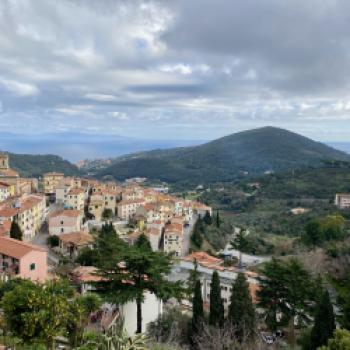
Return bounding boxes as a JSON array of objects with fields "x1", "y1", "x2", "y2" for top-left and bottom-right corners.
[{"x1": 0, "y1": 0, "x2": 349, "y2": 142}]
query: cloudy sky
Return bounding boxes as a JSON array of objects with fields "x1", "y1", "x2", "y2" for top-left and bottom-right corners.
[{"x1": 1, "y1": 0, "x2": 350, "y2": 143}]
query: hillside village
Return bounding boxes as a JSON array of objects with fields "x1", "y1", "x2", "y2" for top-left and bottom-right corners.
[{"x1": 2, "y1": 146, "x2": 350, "y2": 349}]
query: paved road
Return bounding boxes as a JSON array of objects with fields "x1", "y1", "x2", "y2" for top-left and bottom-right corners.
[
  {"x1": 222, "y1": 244, "x2": 271, "y2": 266},
  {"x1": 31, "y1": 205, "x2": 60, "y2": 265}
]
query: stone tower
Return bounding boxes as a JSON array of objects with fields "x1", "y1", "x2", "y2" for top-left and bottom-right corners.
[{"x1": 0, "y1": 153, "x2": 9, "y2": 170}]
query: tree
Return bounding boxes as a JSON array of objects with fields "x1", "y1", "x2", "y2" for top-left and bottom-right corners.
[
  {"x1": 10, "y1": 221, "x2": 22, "y2": 240},
  {"x1": 76, "y1": 247, "x2": 98, "y2": 266},
  {"x1": 186, "y1": 259, "x2": 201, "y2": 301},
  {"x1": 228, "y1": 272, "x2": 255, "y2": 341},
  {"x1": 135, "y1": 233, "x2": 152, "y2": 250},
  {"x1": 94, "y1": 223, "x2": 183, "y2": 334},
  {"x1": 203, "y1": 211, "x2": 212, "y2": 225},
  {"x1": 102, "y1": 208, "x2": 113, "y2": 220},
  {"x1": 230, "y1": 229, "x2": 249, "y2": 268},
  {"x1": 303, "y1": 220, "x2": 322, "y2": 246},
  {"x1": 1, "y1": 280, "x2": 75, "y2": 349},
  {"x1": 191, "y1": 280, "x2": 204, "y2": 345},
  {"x1": 191, "y1": 218, "x2": 204, "y2": 248},
  {"x1": 310, "y1": 289, "x2": 335, "y2": 350},
  {"x1": 319, "y1": 329, "x2": 350, "y2": 350},
  {"x1": 67, "y1": 293, "x2": 102, "y2": 348},
  {"x1": 47, "y1": 234, "x2": 59, "y2": 247},
  {"x1": 303, "y1": 215, "x2": 346, "y2": 246},
  {"x1": 215, "y1": 211, "x2": 220, "y2": 228},
  {"x1": 209, "y1": 271, "x2": 224, "y2": 327},
  {"x1": 257, "y1": 258, "x2": 315, "y2": 344}
]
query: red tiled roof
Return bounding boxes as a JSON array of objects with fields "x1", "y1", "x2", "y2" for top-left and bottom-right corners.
[
  {"x1": 0, "y1": 236, "x2": 47, "y2": 259},
  {"x1": 59, "y1": 231, "x2": 94, "y2": 246},
  {"x1": 0, "y1": 219, "x2": 11, "y2": 236},
  {"x1": 72, "y1": 266, "x2": 103, "y2": 282}
]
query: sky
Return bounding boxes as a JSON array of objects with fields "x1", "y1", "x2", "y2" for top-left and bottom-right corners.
[{"x1": 1, "y1": 0, "x2": 350, "y2": 143}]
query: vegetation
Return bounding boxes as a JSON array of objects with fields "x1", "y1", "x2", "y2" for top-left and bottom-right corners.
[
  {"x1": 95, "y1": 127, "x2": 350, "y2": 184},
  {"x1": 10, "y1": 221, "x2": 22, "y2": 241},
  {"x1": 228, "y1": 272, "x2": 256, "y2": 341},
  {"x1": 76, "y1": 247, "x2": 98, "y2": 266},
  {"x1": 47, "y1": 234, "x2": 59, "y2": 247},
  {"x1": 190, "y1": 279, "x2": 204, "y2": 344},
  {"x1": 303, "y1": 214, "x2": 346, "y2": 246},
  {"x1": 257, "y1": 258, "x2": 315, "y2": 340},
  {"x1": 319, "y1": 329, "x2": 350, "y2": 350},
  {"x1": 9, "y1": 152, "x2": 80, "y2": 177},
  {"x1": 0, "y1": 279, "x2": 99, "y2": 350},
  {"x1": 309, "y1": 289, "x2": 336, "y2": 350},
  {"x1": 93, "y1": 223, "x2": 183, "y2": 333},
  {"x1": 102, "y1": 208, "x2": 113, "y2": 220},
  {"x1": 209, "y1": 271, "x2": 224, "y2": 327}
]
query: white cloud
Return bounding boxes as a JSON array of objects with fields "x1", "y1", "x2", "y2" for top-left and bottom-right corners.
[
  {"x1": 85, "y1": 93, "x2": 118, "y2": 102},
  {"x1": 109, "y1": 111, "x2": 129, "y2": 120},
  {"x1": 0, "y1": 78, "x2": 39, "y2": 96}
]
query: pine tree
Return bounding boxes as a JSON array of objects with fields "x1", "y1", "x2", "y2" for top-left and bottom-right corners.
[
  {"x1": 228, "y1": 272, "x2": 255, "y2": 341},
  {"x1": 191, "y1": 279, "x2": 204, "y2": 343},
  {"x1": 10, "y1": 221, "x2": 23, "y2": 241},
  {"x1": 209, "y1": 270, "x2": 224, "y2": 327},
  {"x1": 94, "y1": 225, "x2": 183, "y2": 334},
  {"x1": 310, "y1": 289, "x2": 335, "y2": 350}
]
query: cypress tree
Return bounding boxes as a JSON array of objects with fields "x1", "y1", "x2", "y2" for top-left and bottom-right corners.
[
  {"x1": 310, "y1": 289, "x2": 335, "y2": 350},
  {"x1": 187, "y1": 259, "x2": 201, "y2": 300},
  {"x1": 191, "y1": 280, "x2": 204, "y2": 342},
  {"x1": 209, "y1": 271, "x2": 224, "y2": 327},
  {"x1": 228, "y1": 272, "x2": 255, "y2": 341},
  {"x1": 10, "y1": 221, "x2": 22, "y2": 241},
  {"x1": 216, "y1": 211, "x2": 220, "y2": 228},
  {"x1": 203, "y1": 211, "x2": 212, "y2": 225}
]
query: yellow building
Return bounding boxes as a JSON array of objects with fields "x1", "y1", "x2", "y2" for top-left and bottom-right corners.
[
  {"x1": 43, "y1": 172, "x2": 64, "y2": 195},
  {"x1": 0, "y1": 194, "x2": 46, "y2": 241}
]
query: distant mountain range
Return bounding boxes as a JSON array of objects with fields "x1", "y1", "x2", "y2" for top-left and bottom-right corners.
[
  {"x1": 0, "y1": 132, "x2": 203, "y2": 162},
  {"x1": 92, "y1": 127, "x2": 350, "y2": 184},
  {"x1": 3, "y1": 127, "x2": 350, "y2": 181}
]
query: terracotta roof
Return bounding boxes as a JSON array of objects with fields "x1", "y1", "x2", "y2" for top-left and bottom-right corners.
[
  {"x1": 72, "y1": 266, "x2": 103, "y2": 282},
  {"x1": 0, "y1": 208, "x2": 18, "y2": 218},
  {"x1": 68, "y1": 188, "x2": 85, "y2": 195},
  {"x1": 0, "y1": 219, "x2": 11, "y2": 236},
  {"x1": 184, "y1": 251, "x2": 222, "y2": 267},
  {"x1": 18, "y1": 195, "x2": 44, "y2": 213},
  {"x1": 0, "y1": 168, "x2": 19, "y2": 177},
  {"x1": 145, "y1": 228, "x2": 161, "y2": 236},
  {"x1": 165, "y1": 223, "x2": 183, "y2": 233},
  {"x1": 0, "y1": 236, "x2": 47, "y2": 259},
  {"x1": 50, "y1": 209, "x2": 81, "y2": 218},
  {"x1": 59, "y1": 231, "x2": 94, "y2": 246}
]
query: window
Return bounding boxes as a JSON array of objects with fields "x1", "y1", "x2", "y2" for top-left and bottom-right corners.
[
  {"x1": 61, "y1": 228, "x2": 64, "y2": 233},
  {"x1": 30, "y1": 263, "x2": 36, "y2": 271},
  {"x1": 60, "y1": 220, "x2": 64, "y2": 225}
]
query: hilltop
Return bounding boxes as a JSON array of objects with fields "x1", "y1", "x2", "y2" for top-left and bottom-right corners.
[
  {"x1": 95, "y1": 127, "x2": 350, "y2": 184},
  {"x1": 7, "y1": 153, "x2": 81, "y2": 178}
]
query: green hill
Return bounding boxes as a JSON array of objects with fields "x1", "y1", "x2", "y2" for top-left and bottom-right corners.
[
  {"x1": 7, "y1": 153, "x2": 81, "y2": 178},
  {"x1": 96, "y1": 127, "x2": 350, "y2": 184}
]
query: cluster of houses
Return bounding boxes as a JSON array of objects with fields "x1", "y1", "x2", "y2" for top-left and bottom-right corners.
[{"x1": 0, "y1": 152, "x2": 213, "y2": 334}]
